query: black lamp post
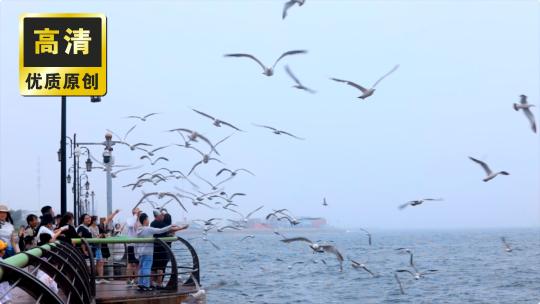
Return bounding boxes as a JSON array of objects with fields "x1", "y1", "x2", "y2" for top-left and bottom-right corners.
[{"x1": 85, "y1": 180, "x2": 90, "y2": 191}]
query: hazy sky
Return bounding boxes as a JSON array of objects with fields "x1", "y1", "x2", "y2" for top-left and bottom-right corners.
[{"x1": 1, "y1": 0, "x2": 538, "y2": 229}]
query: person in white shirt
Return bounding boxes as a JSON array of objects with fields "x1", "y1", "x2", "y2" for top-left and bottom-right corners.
[
  {"x1": 135, "y1": 213, "x2": 187, "y2": 291},
  {"x1": 36, "y1": 214, "x2": 67, "y2": 246}
]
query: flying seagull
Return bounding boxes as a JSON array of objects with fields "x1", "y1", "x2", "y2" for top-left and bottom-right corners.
[
  {"x1": 140, "y1": 155, "x2": 169, "y2": 166},
  {"x1": 359, "y1": 228, "x2": 372, "y2": 246},
  {"x1": 396, "y1": 269, "x2": 438, "y2": 280},
  {"x1": 134, "y1": 192, "x2": 187, "y2": 212},
  {"x1": 192, "y1": 109, "x2": 243, "y2": 131},
  {"x1": 398, "y1": 198, "x2": 444, "y2": 210},
  {"x1": 169, "y1": 128, "x2": 220, "y2": 155},
  {"x1": 468, "y1": 157, "x2": 509, "y2": 182},
  {"x1": 396, "y1": 248, "x2": 415, "y2": 267},
  {"x1": 107, "y1": 125, "x2": 137, "y2": 143},
  {"x1": 253, "y1": 124, "x2": 305, "y2": 140},
  {"x1": 111, "y1": 165, "x2": 143, "y2": 178},
  {"x1": 351, "y1": 260, "x2": 378, "y2": 277},
  {"x1": 513, "y1": 94, "x2": 537, "y2": 133},
  {"x1": 501, "y1": 237, "x2": 513, "y2": 253},
  {"x1": 282, "y1": 0, "x2": 305, "y2": 19},
  {"x1": 125, "y1": 113, "x2": 158, "y2": 122},
  {"x1": 224, "y1": 50, "x2": 308, "y2": 76},
  {"x1": 285, "y1": 65, "x2": 316, "y2": 93},
  {"x1": 281, "y1": 237, "x2": 344, "y2": 271},
  {"x1": 187, "y1": 146, "x2": 224, "y2": 176},
  {"x1": 330, "y1": 64, "x2": 399, "y2": 99}
]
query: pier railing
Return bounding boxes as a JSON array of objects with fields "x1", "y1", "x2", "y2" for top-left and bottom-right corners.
[{"x1": 0, "y1": 236, "x2": 200, "y2": 304}]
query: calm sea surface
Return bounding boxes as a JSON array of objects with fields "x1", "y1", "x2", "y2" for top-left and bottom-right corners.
[{"x1": 185, "y1": 228, "x2": 540, "y2": 304}]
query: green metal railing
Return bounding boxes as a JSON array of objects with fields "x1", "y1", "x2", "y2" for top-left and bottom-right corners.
[{"x1": 0, "y1": 236, "x2": 200, "y2": 304}]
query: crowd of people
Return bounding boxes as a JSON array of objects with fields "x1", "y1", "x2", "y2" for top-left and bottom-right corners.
[{"x1": 0, "y1": 203, "x2": 189, "y2": 295}]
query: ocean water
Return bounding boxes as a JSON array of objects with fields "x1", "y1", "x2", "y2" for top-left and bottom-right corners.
[{"x1": 186, "y1": 228, "x2": 540, "y2": 304}]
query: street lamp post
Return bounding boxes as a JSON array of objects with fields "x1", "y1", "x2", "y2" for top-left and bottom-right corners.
[
  {"x1": 104, "y1": 132, "x2": 113, "y2": 216},
  {"x1": 90, "y1": 190, "x2": 95, "y2": 217}
]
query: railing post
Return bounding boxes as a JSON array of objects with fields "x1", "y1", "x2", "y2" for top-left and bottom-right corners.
[{"x1": 176, "y1": 237, "x2": 200, "y2": 286}]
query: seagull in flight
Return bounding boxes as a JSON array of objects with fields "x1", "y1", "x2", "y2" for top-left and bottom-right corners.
[
  {"x1": 240, "y1": 235, "x2": 255, "y2": 242},
  {"x1": 226, "y1": 205, "x2": 264, "y2": 224},
  {"x1": 281, "y1": 237, "x2": 344, "y2": 271},
  {"x1": 396, "y1": 248, "x2": 415, "y2": 267},
  {"x1": 513, "y1": 94, "x2": 537, "y2": 133},
  {"x1": 396, "y1": 268, "x2": 437, "y2": 280},
  {"x1": 501, "y1": 237, "x2": 513, "y2": 253},
  {"x1": 359, "y1": 228, "x2": 372, "y2": 246},
  {"x1": 134, "y1": 192, "x2": 187, "y2": 212},
  {"x1": 125, "y1": 113, "x2": 159, "y2": 122},
  {"x1": 253, "y1": 124, "x2": 305, "y2": 140},
  {"x1": 192, "y1": 109, "x2": 243, "y2": 131},
  {"x1": 468, "y1": 157, "x2": 509, "y2": 182},
  {"x1": 187, "y1": 146, "x2": 224, "y2": 176},
  {"x1": 285, "y1": 65, "x2": 316, "y2": 93},
  {"x1": 331, "y1": 64, "x2": 399, "y2": 99},
  {"x1": 398, "y1": 198, "x2": 444, "y2": 210},
  {"x1": 169, "y1": 128, "x2": 220, "y2": 155},
  {"x1": 224, "y1": 50, "x2": 307, "y2": 76},
  {"x1": 140, "y1": 155, "x2": 169, "y2": 166},
  {"x1": 351, "y1": 260, "x2": 378, "y2": 277},
  {"x1": 111, "y1": 165, "x2": 143, "y2": 178},
  {"x1": 282, "y1": 0, "x2": 305, "y2": 19},
  {"x1": 107, "y1": 125, "x2": 137, "y2": 143}
]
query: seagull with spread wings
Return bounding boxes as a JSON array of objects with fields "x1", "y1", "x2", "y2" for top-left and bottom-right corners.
[
  {"x1": 107, "y1": 125, "x2": 137, "y2": 143},
  {"x1": 398, "y1": 198, "x2": 444, "y2": 210},
  {"x1": 351, "y1": 260, "x2": 378, "y2": 277},
  {"x1": 224, "y1": 50, "x2": 307, "y2": 76},
  {"x1": 331, "y1": 64, "x2": 399, "y2": 99},
  {"x1": 285, "y1": 65, "x2": 316, "y2": 93},
  {"x1": 125, "y1": 113, "x2": 159, "y2": 122},
  {"x1": 282, "y1": 0, "x2": 305, "y2": 19},
  {"x1": 513, "y1": 94, "x2": 537, "y2": 133},
  {"x1": 469, "y1": 157, "x2": 509, "y2": 182},
  {"x1": 169, "y1": 128, "x2": 220, "y2": 155},
  {"x1": 253, "y1": 123, "x2": 305, "y2": 140},
  {"x1": 192, "y1": 109, "x2": 243, "y2": 131},
  {"x1": 281, "y1": 237, "x2": 344, "y2": 271},
  {"x1": 140, "y1": 155, "x2": 169, "y2": 166},
  {"x1": 134, "y1": 192, "x2": 187, "y2": 212},
  {"x1": 359, "y1": 228, "x2": 372, "y2": 245},
  {"x1": 187, "y1": 146, "x2": 224, "y2": 176}
]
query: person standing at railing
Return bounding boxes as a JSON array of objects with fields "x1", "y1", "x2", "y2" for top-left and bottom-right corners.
[
  {"x1": 152, "y1": 212, "x2": 173, "y2": 288},
  {"x1": 124, "y1": 207, "x2": 141, "y2": 287},
  {"x1": 135, "y1": 213, "x2": 188, "y2": 291},
  {"x1": 78, "y1": 210, "x2": 120, "y2": 284},
  {"x1": 36, "y1": 214, "x2": 68, "y2": 246},
  {"x1": 56, "y1": 212, "x2": 78, "y2": 244},
  {"x1": 0, "y1": 204, "x2": 18, "y2": 258},
  {"x1": 18, "y1": 214, "x2": 39, "y2": 251}
]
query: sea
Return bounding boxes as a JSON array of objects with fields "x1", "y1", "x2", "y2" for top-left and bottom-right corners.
[{"x1": 185, "y1": 228, "x2": 540, "y2": 304}]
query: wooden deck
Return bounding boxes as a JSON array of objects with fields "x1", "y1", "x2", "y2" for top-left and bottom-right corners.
[
  {"x1": 12, "y1": 281, "x2": 197, "y2": 304},
  {"x1": 95, "y1": 280, "x2": 197, "y2": 304}
]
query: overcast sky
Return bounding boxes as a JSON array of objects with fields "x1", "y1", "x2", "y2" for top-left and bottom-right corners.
[{"x1": 1, "y1": 0, "x2": 538, "y2": 229}]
